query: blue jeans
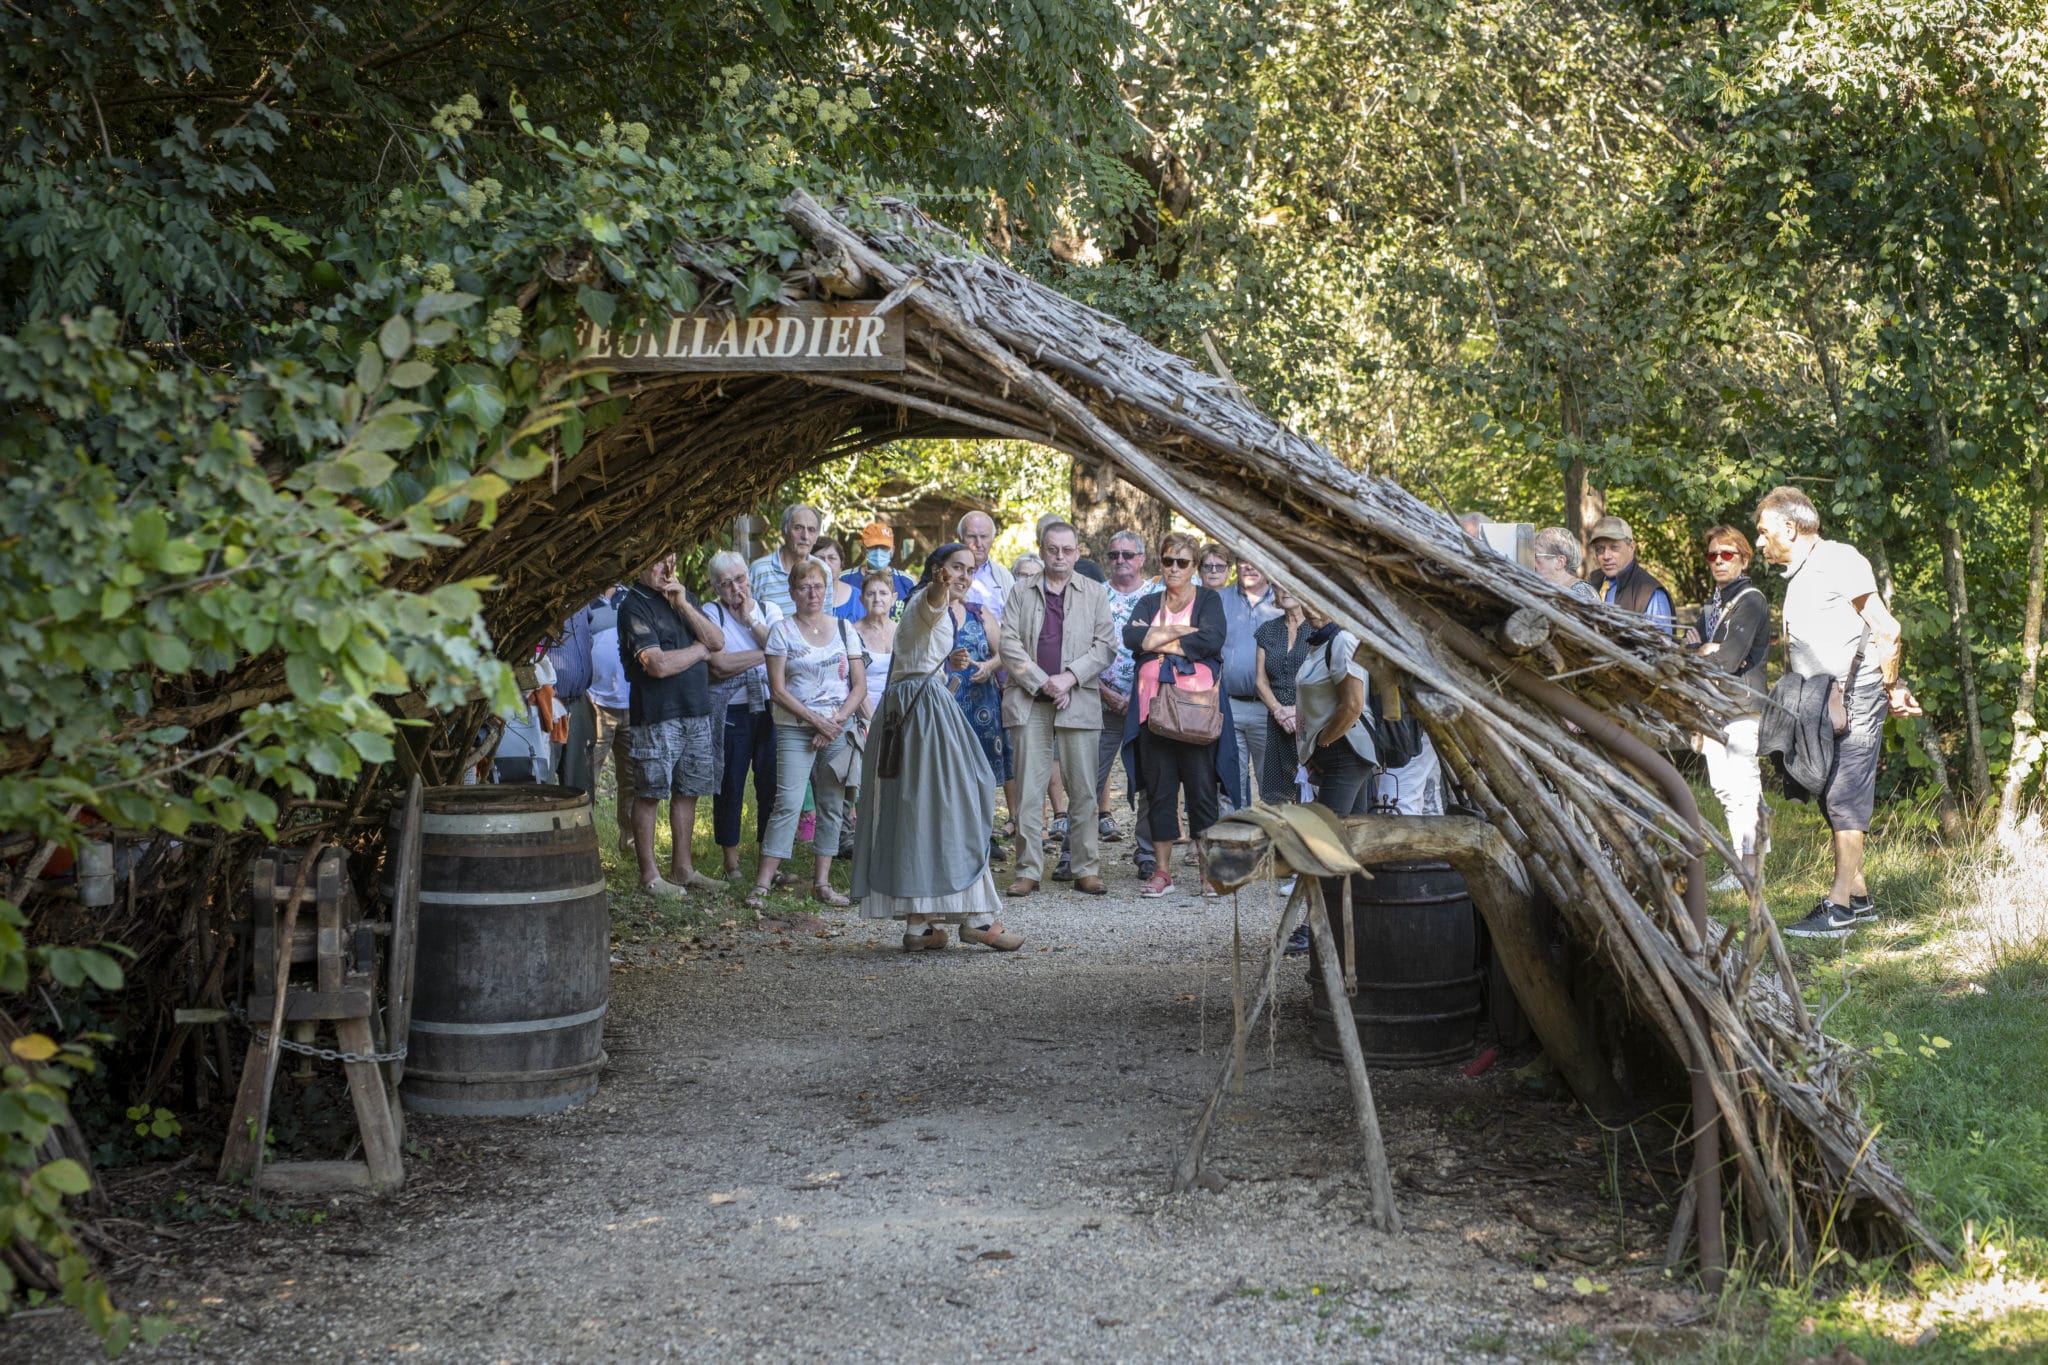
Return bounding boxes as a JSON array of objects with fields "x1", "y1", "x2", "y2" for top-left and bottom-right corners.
[
  {"x1": 714, "y1": 704, "x2": 777, "y2": 850},
  {"x1": 1310, "y1": 741, "x2": 1374, "y2": 817}
]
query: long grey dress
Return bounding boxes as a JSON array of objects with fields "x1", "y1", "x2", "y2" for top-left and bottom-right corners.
[{"x1": 851, "y1": 590, "x2": 1004, "y2": 924}]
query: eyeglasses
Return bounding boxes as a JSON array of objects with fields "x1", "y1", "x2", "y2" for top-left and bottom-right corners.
[
  {"x1": 1105, "y1": 550, "x2": 1141, "y2": 561},
  {"x1": 1706, "y1": 549, "x2": 1743, "y2": 563},
  {"x1": 1199, "y1": 561, "x2": 1228, "y2": 573},
  {"x1": 1161, "y1": 556, "x2": 1193, "y2": 568}
]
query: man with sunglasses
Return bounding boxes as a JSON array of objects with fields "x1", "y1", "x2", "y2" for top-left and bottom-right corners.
[{"x1": 1095, "y1": 531, "x2": 1160, "y2": 874}]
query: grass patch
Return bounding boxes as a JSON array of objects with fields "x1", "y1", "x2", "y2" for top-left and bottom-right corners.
[
  {"x1": 584, "y1": 768, "x2": 855, "y2": 944},
  {"x1": 1675, "y1": 781, "x2": 2048, "y2": 1360}
]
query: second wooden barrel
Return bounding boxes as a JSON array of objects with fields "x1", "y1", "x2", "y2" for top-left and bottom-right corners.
[
  {"x1": 1308, "y1": 860, "x2": 1483, "y2": 1067},
  {"x1": 399, "y1": 784, "x2": 609, "y2": 1117}
]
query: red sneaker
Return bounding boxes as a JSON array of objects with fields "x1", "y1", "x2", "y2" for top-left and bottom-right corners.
[{"x1": 1138, "y1": 873, "x2": 1175, "y2": 898}]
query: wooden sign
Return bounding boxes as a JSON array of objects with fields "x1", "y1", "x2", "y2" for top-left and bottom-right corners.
[{"x1": 578, "y1": 303, "x2": 905, "y2": 373}]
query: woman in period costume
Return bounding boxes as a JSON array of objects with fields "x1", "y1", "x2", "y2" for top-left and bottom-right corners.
[{"x1": 852, "y1": 544, "x2": 1022, "y2": 952}]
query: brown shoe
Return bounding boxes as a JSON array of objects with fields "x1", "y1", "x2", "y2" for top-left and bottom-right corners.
[
  {"x1": 1074, "y1": 876, "x2": 1107, "y2": 895},
  {"x1": 1006, "y1": 878, "x2": 1039, "y2": 897},
  {"x1": 962, "y1": 924, "x2": 1025, "y2": 951}
]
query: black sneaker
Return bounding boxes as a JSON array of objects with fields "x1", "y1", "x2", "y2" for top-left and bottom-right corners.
[
  {"x1": 1282, "y1": 925, "x2": 1311, "y2": 957},
  {"x1": 1136, "y1": 859, "x2": 1157, "y2": 881},
  {"x1": 1849, "y1": 894, "x2": 1879, "y2": 923},
  {"x1": 1783, "y1": 899, "x2": 1859, "y2": 939},
  {"x1": 1052, "y1": 855, "x2": 1074, "y2": 882}
]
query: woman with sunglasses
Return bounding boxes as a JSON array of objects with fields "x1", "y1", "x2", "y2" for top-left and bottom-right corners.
[
  {"x1": 1691, "y1": 526, "x2": 1772, "y2": 893},
  {"x1": 1121, "y1": 530, "x2": 1244, "y2": 897}
]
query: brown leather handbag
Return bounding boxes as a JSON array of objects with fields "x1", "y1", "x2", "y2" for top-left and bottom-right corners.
[{"x1": 1146, "y1": 660, "x2": 1223, "y2": 744}]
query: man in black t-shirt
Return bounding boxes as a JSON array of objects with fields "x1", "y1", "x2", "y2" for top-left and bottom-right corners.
[{"x1": 619, "y1": 553, "x2": 727, "y2": 898}]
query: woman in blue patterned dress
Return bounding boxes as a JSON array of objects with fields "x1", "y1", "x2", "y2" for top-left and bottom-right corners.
[{"x1": 942, "y1": 557, "x2": 1011, "y2": 783}]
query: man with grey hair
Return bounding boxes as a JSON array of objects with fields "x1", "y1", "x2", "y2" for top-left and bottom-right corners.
[
  {"x1": 959, "y1": 509, "x2": 1014, "y2": 624},
  {"x1": 749, "y1": 503, "x2": 821, "y2": 616},
  {"x1": 1754, "y1": 485, "x2": 1921, "y2": 938},
  {"x1": 1533, "y1": 526, "x2": 1600, "y2": 600},
  {"x1": 999, "y1": 519, "x2": 1116, "y2": 896}
]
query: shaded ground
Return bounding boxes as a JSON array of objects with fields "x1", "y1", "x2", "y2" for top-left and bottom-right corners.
[{"x1": 8, "y1": 862, "x2": 1708, "y2": 1363}]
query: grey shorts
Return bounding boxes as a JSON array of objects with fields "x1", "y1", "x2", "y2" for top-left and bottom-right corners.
[
  {"x1": 1821, "y1": 682, "x2": 1887, "y2": 833},
  {"x1": 630, "y1": 715, "x2": 722, "y2": 801}
]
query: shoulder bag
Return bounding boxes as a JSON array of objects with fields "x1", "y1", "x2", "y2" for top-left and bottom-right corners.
[{"x1": 1147, "y1": 655, "x2": 1223, "y2": 745}]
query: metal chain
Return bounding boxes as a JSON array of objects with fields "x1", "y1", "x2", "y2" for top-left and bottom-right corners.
[{"x1": 230, "y1": 1004, "x2": 407, "y2": 1065}]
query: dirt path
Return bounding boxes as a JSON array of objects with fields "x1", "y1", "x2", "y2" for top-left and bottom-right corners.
[{"x1": 9, "y1": 868, "x2": 1705, "y2": 1363}]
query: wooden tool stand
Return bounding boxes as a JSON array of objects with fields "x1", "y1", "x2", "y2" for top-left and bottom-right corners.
[{"x1": 218, "y1": 846, "x2": 407, "y2": 1195}]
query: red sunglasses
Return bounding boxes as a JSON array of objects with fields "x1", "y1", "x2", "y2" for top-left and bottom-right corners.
[{"x1": 1706, "y1": 548, "x2": 1744, "y2": 563}]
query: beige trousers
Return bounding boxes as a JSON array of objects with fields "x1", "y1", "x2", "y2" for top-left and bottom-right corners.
[{"x1": 1010, "y1": 699, "x2": 1100, "y2": 881}]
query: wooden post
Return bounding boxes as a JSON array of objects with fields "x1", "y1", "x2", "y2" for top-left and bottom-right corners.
[
  {"x1": 1172, "y1": 883, "x2": 1311, "y2": 1193},
  {"x1": 335, "y1": 1017, "x2": 405, "y2": 1190},
  {"x1": 1305, "y1": 881, "x2": 1402, "y2": 1235}
]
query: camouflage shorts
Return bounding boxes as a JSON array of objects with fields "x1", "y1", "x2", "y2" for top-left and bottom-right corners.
[{"x1": 629, "y1": 715, "x2": 722, "y2": 800}]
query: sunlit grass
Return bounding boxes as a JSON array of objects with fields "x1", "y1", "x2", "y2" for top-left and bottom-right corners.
[{"x1": 1672, "y1": 779, "x2": 2048, "y2": 1361}]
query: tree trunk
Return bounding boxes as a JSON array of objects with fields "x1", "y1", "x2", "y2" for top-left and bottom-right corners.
[
  {"x1": 1935, "y1": 511, "x2": 1991, "y2": 802},
  {"x1": 1975, "y1": 102, "x2": 2048, "y2": 832},
  {"x1": 1999, "y1": 448, "x2": 2047, "y2": 831},
  {"x1": 1871, "y1": 540, "x2": 1966, "y2": 838},
  {"x1": 1070, "y1": 454, "x2": 1170, "y2": 566},
  {"x1": 1564, "y1": 458, "x2": 1603, "y2": 550}
]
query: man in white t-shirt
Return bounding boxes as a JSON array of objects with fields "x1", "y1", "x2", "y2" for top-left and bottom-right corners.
[{"x1": 1755, "y1": 485, "x2": 1922, "y2": 939}]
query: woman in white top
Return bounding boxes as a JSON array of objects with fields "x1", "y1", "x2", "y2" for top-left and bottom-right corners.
[
  {"x1": 750, "y1": 558, "x2": 866, "y2": 909},
  {"x1": 851, "y1": 544, "x2": 1019, "y2": 951},
  {"x1": 853, "y1": 571, "x2": 897, "y2": 717}
]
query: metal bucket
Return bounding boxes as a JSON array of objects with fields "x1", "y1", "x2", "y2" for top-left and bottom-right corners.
[
  {"x1": 1308, "y1": 860, "x2": 1483, "y2": 1067},
  {"x1": 399, "y1": 785, "x2": 609, "y2": 1116}
]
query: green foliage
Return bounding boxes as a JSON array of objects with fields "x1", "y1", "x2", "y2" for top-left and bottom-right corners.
[
  {"x1": 0, "y1": 5, "x2": 1147, "y2": 1345},
  {"x1": 0, "y1": 1016, "x2": 166, "y2": 1350}
]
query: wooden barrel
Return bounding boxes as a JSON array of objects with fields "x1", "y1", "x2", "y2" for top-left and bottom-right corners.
[
  {"x1": 398, "y1": 785, "x2": 608, "y2": 1117},
  {"x1": 1308, "y1": 860, "x2": 1483, "y2": 1067}
]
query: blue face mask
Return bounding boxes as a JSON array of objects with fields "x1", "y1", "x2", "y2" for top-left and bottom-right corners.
[{"x1": 865, "y1": 548, "x2": 891, "y2": 570}]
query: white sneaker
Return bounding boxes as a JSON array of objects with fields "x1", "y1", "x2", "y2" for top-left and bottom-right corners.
[
  {"x1": 641, "y1": 877, "x2": 688, "y2": 899},
  {"x1": 1708, "y1": 872, "x2": 1742, "y2": 893}
]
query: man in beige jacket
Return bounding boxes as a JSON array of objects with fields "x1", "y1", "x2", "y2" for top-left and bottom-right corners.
[{"x1": 999, "y1": 520, "x2": 1116, "y2": 896}]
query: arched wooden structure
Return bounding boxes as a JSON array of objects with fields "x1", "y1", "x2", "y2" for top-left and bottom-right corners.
[{"x1": 189, "y1": 192, "x2": 1961, "y2": 1275}]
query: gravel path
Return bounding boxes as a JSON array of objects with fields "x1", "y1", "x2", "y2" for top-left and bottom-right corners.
[{"x1": 8, "y1": 858, "x2": 1707, "y2": 1363}]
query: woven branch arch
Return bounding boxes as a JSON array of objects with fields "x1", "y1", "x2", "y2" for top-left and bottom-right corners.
[{"x1": 380, "y1": 191, "x2": 1943, "y2": 1272}]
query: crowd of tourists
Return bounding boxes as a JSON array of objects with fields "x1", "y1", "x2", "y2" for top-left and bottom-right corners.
[
  {"x1": 533, "y1": 484, "x2": 1919, "y2": 955},
  {"x1": 1493, "y1": 494, "x2": 1919, "y2": 941}
]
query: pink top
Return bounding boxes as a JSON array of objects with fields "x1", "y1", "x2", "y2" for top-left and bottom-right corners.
[{"x1": 1134, "y1": 596, "x2": 1216, "y2": 724}]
